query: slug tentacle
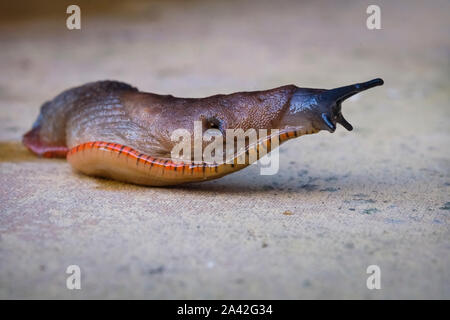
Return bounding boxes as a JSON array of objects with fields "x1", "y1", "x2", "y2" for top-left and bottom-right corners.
[{"x1": 23, "y1": 78, "x2": 383, "y2": 186}]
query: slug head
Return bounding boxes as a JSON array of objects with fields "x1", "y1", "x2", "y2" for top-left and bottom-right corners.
[{"x1": 284, "y1": 78, "x2": 384, "y2": 133}]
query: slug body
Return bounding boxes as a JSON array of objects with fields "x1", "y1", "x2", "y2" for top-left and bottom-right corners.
[{"x1": 23, "y1": 79, "x2": 383, "y2": 186}]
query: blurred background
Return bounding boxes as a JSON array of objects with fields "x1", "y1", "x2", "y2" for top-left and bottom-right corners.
[{"x1": 0, "y1": 0, "x2": 449, "y2": 299}]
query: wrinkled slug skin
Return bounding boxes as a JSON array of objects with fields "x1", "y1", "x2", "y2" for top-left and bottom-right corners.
[{"x1": 23, "y1": 79, "x2": 383, "y2": 186}]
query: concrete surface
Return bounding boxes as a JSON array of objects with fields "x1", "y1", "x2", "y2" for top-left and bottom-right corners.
[{"x1": 0, "y1": 0, "x2": 449, "y2": 299}]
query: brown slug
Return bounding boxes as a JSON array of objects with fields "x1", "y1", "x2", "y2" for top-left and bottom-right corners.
[{"x1": 23, "y1": 78, "x2": 383, "y2": 186}]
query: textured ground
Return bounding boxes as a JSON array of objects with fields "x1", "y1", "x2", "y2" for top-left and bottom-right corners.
[{"x1": 0, "y1": 0, "x2": 449, "y2": 299}]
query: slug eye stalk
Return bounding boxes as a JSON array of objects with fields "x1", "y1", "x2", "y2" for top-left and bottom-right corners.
[{"x1": 321, "y1": 78, "x2": 384, "y2": 132}]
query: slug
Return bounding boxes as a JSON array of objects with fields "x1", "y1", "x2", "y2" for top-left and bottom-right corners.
[{"x1": 23, "y1": 78, "x2": 383, "y2": 186}]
